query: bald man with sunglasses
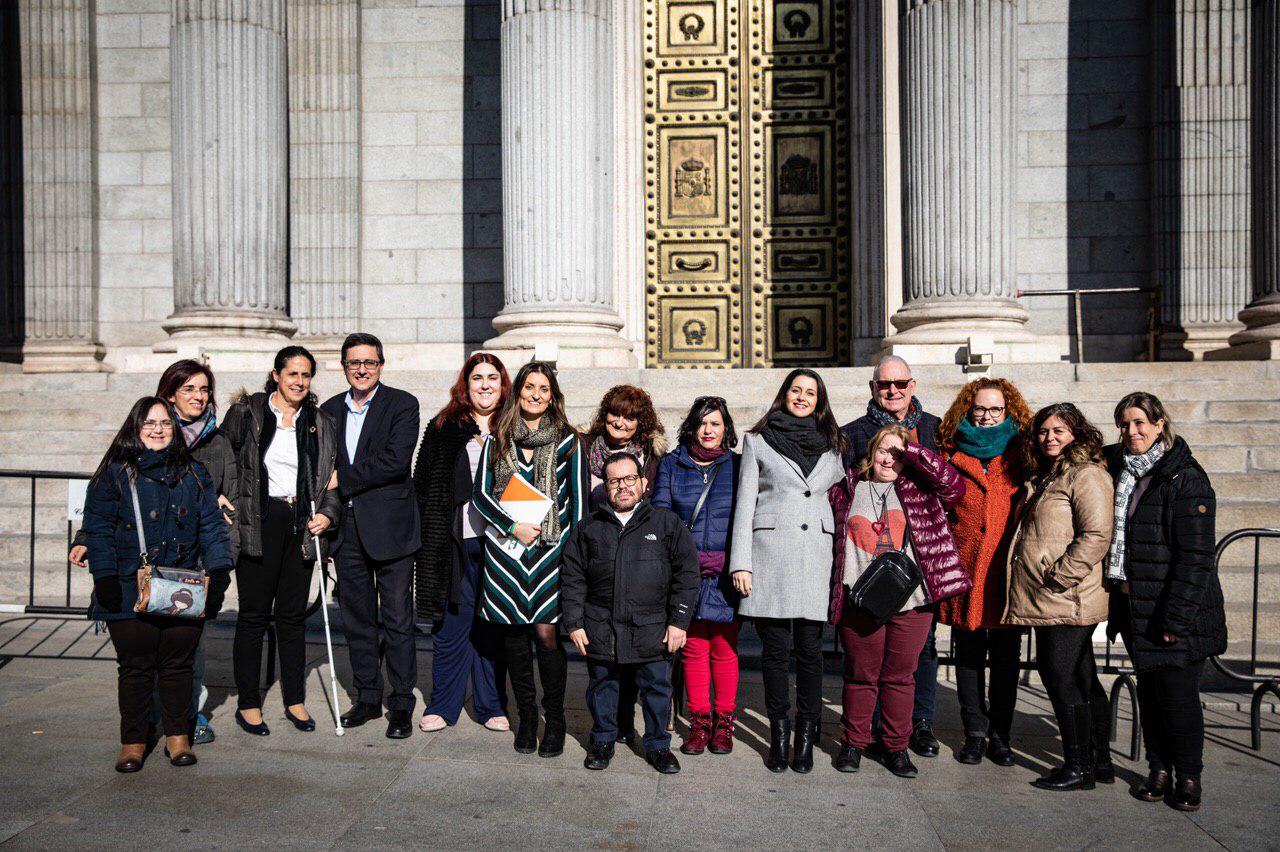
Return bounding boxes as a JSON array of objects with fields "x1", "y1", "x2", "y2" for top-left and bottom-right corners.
[{"x1": 838, "y1": 355, "x2": 944, "y2": 760}]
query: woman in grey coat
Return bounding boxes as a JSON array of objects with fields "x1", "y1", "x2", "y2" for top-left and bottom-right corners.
[{"x1": 731, "y1": 368, "x2": 846, "y2": 774}]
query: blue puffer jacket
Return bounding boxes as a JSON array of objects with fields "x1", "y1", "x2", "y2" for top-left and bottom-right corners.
[
  {"x1": 651, "y1": 445, "x2": 738, "y2": 558},
  {"x1": 82, "y1": 451, "x2": 233, "y2": 621}
]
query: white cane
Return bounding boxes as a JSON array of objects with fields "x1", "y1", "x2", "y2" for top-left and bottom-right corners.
[{"x1": 311, "y1": 501, "x2": 345, "y2": 737}]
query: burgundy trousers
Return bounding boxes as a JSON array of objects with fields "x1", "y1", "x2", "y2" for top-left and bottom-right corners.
[{"x1": 839, "y1": 606, "x2": 933, "y2": 752}]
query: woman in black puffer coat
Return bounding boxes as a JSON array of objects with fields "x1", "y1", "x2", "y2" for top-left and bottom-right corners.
[{"x1": 1104, "y1": 391, "x2": 1225, "y2": 813}]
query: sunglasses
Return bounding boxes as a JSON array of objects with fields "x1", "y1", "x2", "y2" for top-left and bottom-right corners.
[{"x1": 874, "y1": 380, "x2": 912, "y2": 391}]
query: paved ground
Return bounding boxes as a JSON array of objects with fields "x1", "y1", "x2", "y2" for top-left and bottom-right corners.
[{"x1": 0, "y1": 615, "x2": 1277, "y2": 851}]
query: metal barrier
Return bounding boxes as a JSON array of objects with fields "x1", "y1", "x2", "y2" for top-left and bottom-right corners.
[
  {"x1": 1015, "y1": 286, "x2": 1160, "y2": 378},
  {"x1": 1209, "y1": 528, "x2": 1280, "y2": 750},
  {"x1": 0, "y1": 468, "x2": 92, "y2": 617}
]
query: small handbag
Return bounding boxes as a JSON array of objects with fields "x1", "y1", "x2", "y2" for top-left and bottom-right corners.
[
  {"x1": 130, "y1": 476, "x2": 208, "y2": 619},
  {"x1": 846, "y1": 549, "x2": 923, "y2": 627}
]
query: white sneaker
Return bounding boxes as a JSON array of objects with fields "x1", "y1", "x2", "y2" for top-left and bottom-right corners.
[
  {"x1": 484, "y1": 716, "x2": 511, "y2": 732},
  {"x1": 419, "y1": 714, "x2": 447, "y2": 732}
]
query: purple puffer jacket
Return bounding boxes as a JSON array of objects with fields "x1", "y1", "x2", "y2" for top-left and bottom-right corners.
[{"x1": 827, "y1": 442, "x2": 970, "y2": 624}]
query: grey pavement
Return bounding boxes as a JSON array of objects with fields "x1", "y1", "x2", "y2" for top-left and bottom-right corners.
[{"x1": 0, "y1": 615, "x2": 1277, "y2": 851}]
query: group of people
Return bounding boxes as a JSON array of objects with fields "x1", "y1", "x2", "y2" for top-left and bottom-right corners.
[{"x1": 77, "y1": 336, "x2": 1227, "y2": 813}]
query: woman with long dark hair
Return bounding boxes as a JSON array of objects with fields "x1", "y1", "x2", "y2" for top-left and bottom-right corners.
[
  {"x1": 730, "y1": 368, "x2": 846, "y2": 773},
  {"x1": 82, "y1": 397, "x2": 233, "y2": 771},
  {"x1": 1005, "y1": 403, "x2": 1114, "y2": 791},
  {"x1": 472, "y1": 361, "x2": 588, "y2": 757},
  {"x1": 1104, "y1": 392, "x2": 1224, "y2": 811},
  {"x1": 652, "y1": 396, "x2": 741, "y2": 755},
  {"x1": 222, "y1": 346, "x2": 341, "y2": 736},
  {"x1": 935, "y1": 378, "x2": 1032, "y2": 767},
  {"x1": 414, "y1": 353, "x2": 512, "y2": 734}
]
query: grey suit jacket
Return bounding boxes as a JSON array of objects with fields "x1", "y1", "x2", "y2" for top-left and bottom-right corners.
[{"x1": 730, "y1": 432, "x2": 844, "y2": 622}]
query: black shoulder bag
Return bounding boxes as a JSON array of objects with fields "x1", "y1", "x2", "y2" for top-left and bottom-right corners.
[{"x1": 846, "y1": 484, "x2": 923, "y2": 625}]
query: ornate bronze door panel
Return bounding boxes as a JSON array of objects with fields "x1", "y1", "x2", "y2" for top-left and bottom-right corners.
[{"x1": 644, "y1": 0, "x2": 850, "y2": 367}]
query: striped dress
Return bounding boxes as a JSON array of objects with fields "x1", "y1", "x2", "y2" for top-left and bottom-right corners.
[{"x1": 472, "y1": 429, "x2": 587, "y2": 625}]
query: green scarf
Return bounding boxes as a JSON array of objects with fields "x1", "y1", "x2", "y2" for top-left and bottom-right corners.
[{"x1": 954, "y1": 418, "x2": 1018, "y2": 462}]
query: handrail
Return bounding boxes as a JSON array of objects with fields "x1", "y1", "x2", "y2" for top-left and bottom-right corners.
[{"x1": 1015, "y1": 286, "x2": 1160, "y2": 377}]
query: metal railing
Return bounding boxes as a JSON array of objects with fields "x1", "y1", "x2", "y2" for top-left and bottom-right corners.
[
  {"x1": 1015, "y1": 286, "x2": 1160, "y2": 377},
  {"x1": 0, "y1": 468, "x2": 92, "y2": 617}
]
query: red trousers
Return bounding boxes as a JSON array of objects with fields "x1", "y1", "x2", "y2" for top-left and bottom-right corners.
[
  {"x1": 839, "y1": 606, "x2": 933, "y2": 752},
  {"x1": 682, "y1": 620, "x2": 740, "y2": 715}
]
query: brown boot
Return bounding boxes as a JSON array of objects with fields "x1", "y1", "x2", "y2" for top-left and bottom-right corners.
[
  {"x1": 115, "y1": 743, "x2": 146, "y2": 773},
  {"x1": 680, "y1": 712, "x2": 712, "y2": 755},
  {"x1": 165, "y1": 734, "x2": 197, "y2": 767},
  {"x1": 709, "y1": 711, "x2": 736, "y2": 755}
]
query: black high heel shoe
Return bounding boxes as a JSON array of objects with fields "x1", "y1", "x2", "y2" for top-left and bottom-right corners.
[
  {"x1": 284, "y1": 708, "x2": 316, "y2": 732},
  {"x1": 235, "y1": 710, "x2": 271, "y2": 736}
]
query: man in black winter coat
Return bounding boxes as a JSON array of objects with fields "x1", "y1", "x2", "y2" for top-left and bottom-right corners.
[{"x1": 562, "y1": 452, "x2": 699, "y2": 774}]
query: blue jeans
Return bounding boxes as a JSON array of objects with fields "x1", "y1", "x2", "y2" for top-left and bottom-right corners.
[
  {"x1": 586, "y1": 659, "x2": 672, "y2": 752},
  {"x1": 424, "y1": 538, "x2": 505, "y2": 724}
]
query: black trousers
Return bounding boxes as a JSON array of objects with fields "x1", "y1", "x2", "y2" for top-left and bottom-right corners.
[
  {"x1": 1134, "y1": 662, "x2": 1205, "y2": 778},
  {"x1": 1034, "y1": 625, "x2": 1110, "y2": 747},
  {"x1": 233, "y1": 498, "x2": 313, "y2": 710},
  {"x1": 336, "y1": 510, "x2": 419, "y2": 712},
  {"x1": 502, "y1": 625, "x2": 567, "y2": 724},
  {"x1": 954, "y1": 627, "x2": 1024, "y2": 740},
  {"x1": 586, "y1": 659, "x2": 672, "y2": 751},
  {"x1": 755, "y1": 617, "x2": 824, "y2": 723},
  {"x1": 108, "y1": 616, "x2": 203, "y2": 743}
]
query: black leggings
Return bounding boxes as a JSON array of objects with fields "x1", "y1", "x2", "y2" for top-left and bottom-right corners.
[
  {"x1": 502, "y1": 623, "x2": 567, "y2": 724},
  {"x1": 755, "y1": 618, "x2": 824, "y2": 723},
  {"x1": 954, "y1": 627, "x2": 1023, "y2": 740},
  {"x1": 1034, "y1": 625, "x2": 1110, "y2": 746},
  {"x1": 233, "y1": 498, "x2": 313, "y2": 710},
  {"x1": 107, "y1": 616, "x2": 203, "y2": 743}
]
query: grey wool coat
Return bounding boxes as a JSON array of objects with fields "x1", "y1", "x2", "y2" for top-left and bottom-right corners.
[{"x1": 729, "y1": 432, "x2": 845, "y2": 622}]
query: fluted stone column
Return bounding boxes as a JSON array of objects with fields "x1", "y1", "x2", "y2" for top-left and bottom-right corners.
[
  {"x1": 485, "y1": 0, "x2": 633, "y2": 366},
  {"x1": 611, "y1": 0, "x2": 645, "y2": 356},
  {"x1": 1232, "y1": 0, "x2": 1280, "y2": 357},
  {"x1": 1155, "y1": 0, "x2": 1251, "y2": 360},
  {"x1": 165, "y1": 0, "x2": 295, "y2": 341},
  {"x1": 19, "y1": 0, "x2": 107, "y2": 372},
  {"x1": 288, "y1": 0, "x2": 359, "y2": 347},
  {"x1": 884, "y1": 0, "x2": 1033, "y2": 363}
]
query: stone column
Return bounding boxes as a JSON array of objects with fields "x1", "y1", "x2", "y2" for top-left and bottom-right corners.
[
  {"x1": 485, "y1": 0, "x2": 633, "y2": 367},
  {"x1": 883, "y1": 0, "x2": 1033, "y2": 363},
  {"x1": 164, "y1": 0, "x2": 295, "y2": 341},
  {"x1": 1232, "y1": 0, "x2": 1280, "y2": 357},
  {"x1": 1155, "y1": 0, "x2": 1251, "y2": 360},
  {"x1": 611, "y1": 0, "x2": 645, "y2": 357},
  {"x1": 287, "y1": 0, "x2": 360, "y2": 350},
  {"x1": 19, "y1": 0, "x2": 107, "y2": 372}
]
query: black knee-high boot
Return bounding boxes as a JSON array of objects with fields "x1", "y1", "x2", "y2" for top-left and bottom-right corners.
[
  {"x1": 504, "y1": 630, "x2": 539, "y2": 753},
  {"x1": 1034, "y1": 703, "x2": 1096, "y2": 791},
  {"x1": 535, "y1": 640, "x2": 567, "y2": 757}
]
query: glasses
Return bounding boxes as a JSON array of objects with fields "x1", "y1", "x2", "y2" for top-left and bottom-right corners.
[
  {"x1": 971, "y1": 406, "x2": 1005, "y2": 417},
  {"x1": 142, "y1": 420, "x2": 174, "y2": 432},
  {"x1": 343, "y1": 359, "x2": 382, "y2": 371},
  {"x1": 875, "y1": 380, "x2": 912, "y2": 391},
  {"x1": 176, "y1": 384, "x2": 210, "y2": 397},
  {"x1": 606, "y1": 474, "x2": 641, "y2": 488}
]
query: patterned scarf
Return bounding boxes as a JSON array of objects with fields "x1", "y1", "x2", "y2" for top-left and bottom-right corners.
[
  {"x1": 1106, "y1": 441, "x2": 1167, "y2": 581},
  {"x1": 587, "y1": 434, "x2": 645, "y2": 480},
  {"x1": 179, "y1": 409, "x2": 217, "y2": 451},
  {"x1": 866, "y1": 396, "x2": 923, "y2": 431},
  {"x1": 493, "y1": 418, "x2": 565, "y2": 546}
]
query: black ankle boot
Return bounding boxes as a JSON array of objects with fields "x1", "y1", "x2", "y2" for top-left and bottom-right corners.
[
  {"x1": 765, "y1": 717, "x2": 792, "y2": 773},
  {"x1": 790, "y1": 718, "x2": 817, "y2": 774},
  {"x1": 513, "y1": 709, "x2": 539, "y2": 754},
  {"x1": 538, "y1": 718, "x2": 566, "y2": 757},
  {"x1": 1033, "y1": 703, "x2": 1095, "y2": 791}
]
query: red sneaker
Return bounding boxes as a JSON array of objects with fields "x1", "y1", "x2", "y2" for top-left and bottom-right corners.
[
  {"x1": 709, "y1": 711, "x2": 736, "y2": 754},
  {"x1": 680, "y1": 713, "x2": 712, "y2": 755}
]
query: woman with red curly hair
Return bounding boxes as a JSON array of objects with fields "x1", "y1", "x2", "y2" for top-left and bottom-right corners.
[
  {"x1": 412, "y1": 353, "x2": 512, "y2": 734},
  {"x1": 936, "y1": 378, "x2": 1032, "y2": 768}
]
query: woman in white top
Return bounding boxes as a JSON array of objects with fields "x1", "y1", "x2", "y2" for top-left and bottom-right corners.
[{"x1": 412, "y1": 353, "x2": 512, "y2": 733}]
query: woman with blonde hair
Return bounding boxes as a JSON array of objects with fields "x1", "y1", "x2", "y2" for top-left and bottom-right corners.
[
  {"x1": 1006, "y1": 403, "x2": 1114, "y2": 791},
  {"x1": 936, "y1": 378, "x2": 1032, "y2": 767}
]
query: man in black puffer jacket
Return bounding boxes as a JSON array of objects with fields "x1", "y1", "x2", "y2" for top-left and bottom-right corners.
[
  {"x1": 1105, "y1": 393, "x2": 1227, "y2": 812},
  {"x1": 562, "y1": 452, "x2": 699, "y2": 775}
]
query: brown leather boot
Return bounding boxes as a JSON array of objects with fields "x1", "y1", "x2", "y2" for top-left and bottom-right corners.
[
  {"x1": 709, "y1": 712, "x2": 736, "y2": 754},
  {"x1": 680, "y1": 712, "x2": 712, "y2": 755},
  {"x1": 165, "y1": 734, "x2": 197, "y2": 767},
  {"x1": 115, "y1": 743, "x2": 146, "y2": 773}
]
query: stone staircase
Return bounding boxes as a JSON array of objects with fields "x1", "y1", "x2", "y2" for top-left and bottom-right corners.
[{"x1": 1, "y1": 360, "x2": 1276, "y2": 664}]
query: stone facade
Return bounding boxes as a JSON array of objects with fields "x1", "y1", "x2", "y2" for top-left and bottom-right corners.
[{"x1": 7, "y1": 0, "x2": 1279, "y2": 371}]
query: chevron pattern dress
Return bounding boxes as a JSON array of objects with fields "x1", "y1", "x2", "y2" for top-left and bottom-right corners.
[{"x1": 472, "y1": 431, "x2": 587, "y2": 625}]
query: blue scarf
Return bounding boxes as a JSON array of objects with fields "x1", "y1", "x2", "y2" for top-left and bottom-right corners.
[{"x1": 954, "y1": 418, "x2": 1018, "y2": 462}]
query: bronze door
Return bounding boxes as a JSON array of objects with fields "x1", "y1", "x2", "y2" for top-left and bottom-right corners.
[{"x1": 644, "y1": 0, "x2": 850, "y2": 367}]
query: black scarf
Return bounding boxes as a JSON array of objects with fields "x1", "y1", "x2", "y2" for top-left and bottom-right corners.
[{"x1": 760, "y1": 410, "x2": 829, "y2": 477}]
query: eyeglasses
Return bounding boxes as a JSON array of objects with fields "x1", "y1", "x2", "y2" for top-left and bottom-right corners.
[
  {"x1": 606, "y1": 474, "x2": 641, "y2": 488},
  {"x1": 971, "y1": 406, "x2": 1005, "y2": 417},
  {"x1": 875, "y1": 380, "x2": 912, "y2": 391},
  {"x1": 176, "y1": 384, "x2": 210, "y2": 397},
  {"x1": 142, "y1": 420, "x2": 174, "y2": 432},
  {"x1": 343, "y1": 359, "x2": 382, "y2": 371}
]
